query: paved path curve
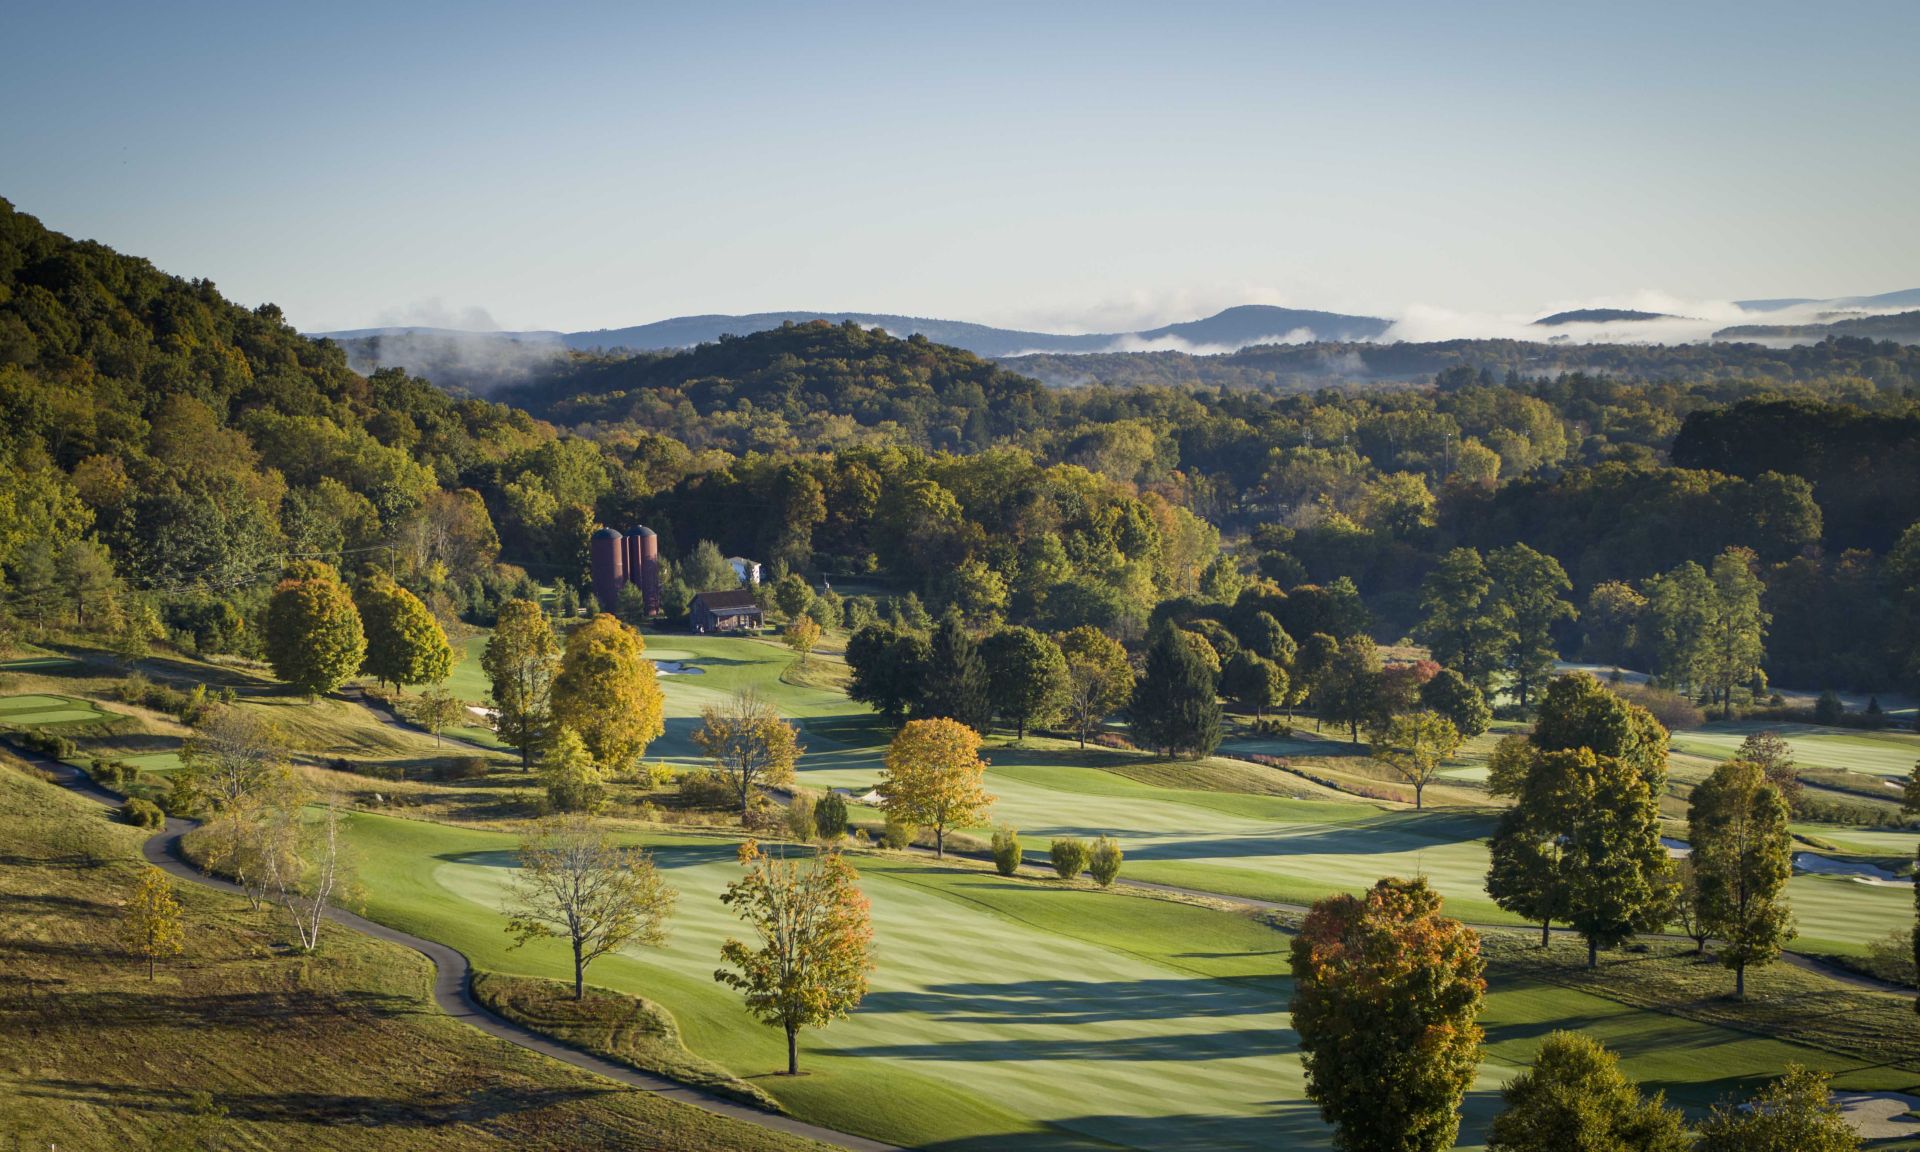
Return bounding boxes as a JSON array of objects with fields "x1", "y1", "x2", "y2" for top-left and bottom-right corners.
[{"x1": 28, "y1": 751, "x2": 896, "y2": 1152}]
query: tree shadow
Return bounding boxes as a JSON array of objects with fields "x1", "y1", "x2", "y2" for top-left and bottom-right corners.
[
  {"x1": 20, "y1": 1078, "x2": 617, "y2": 1126},
  {"x1": 915, "y1": 1101, "x2": 1330, "y2": 1152},
  {"x1": 836, "y1": 1028, "x2": 1295, "y2": 1063},
  {"x1": 859, "y1": 977, "x2": 1279, "y2": 1026},
  {"x1": 8, "y1": 989, "x2": 424, "y2": 1030},
  {"x1": 0, "y1": 891, "x2": 117, "y2": 917}
]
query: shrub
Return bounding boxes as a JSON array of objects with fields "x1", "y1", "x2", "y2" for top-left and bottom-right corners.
[
  {"x1": 122, "y1": 797, "x2": 165, "y2": 830},
  {"x1": 1613, "y1": 682, "x2": 1705, "y2": 730},
  {"x1": 1864, "y1": 929, "x2": 1918, "y2": 986},
  {"x1": 545, "y1": 774, "x2": 605, "y2": 815},
  {"x1": 1091, "y1": 731, "x2": 1136, "y2": 751},
  {"x1": 880, "y1": 820, "x2": 916, "y2": 850},
  {"x1": 1088, "y1": 835, "x2": 1123, "y2": 886},
  {"x1": 785, "y1": 791, "x2": 817, "y2": 841},
  {"x1": 11, "y1": 729, "x2": 77, "y2": 760},
  {"x1": 991, "y1": 826, "x2": 1022, "y2": 876},
  {"x1": 434, "y1": 756, "x2": 490, "y2": 782},
  {"x1": 1251, "y1": 717, "x2": 1293, "y2": 738},
  {"x1": 640, "y1": 761, "x2": 676, "y2": 790},
  {"x1": 88, "y1": 758, "x2": 142, "y2": 792},
  {"x1": 1050, "y1": 836, "x2": 1090, "y2": 880},
  {"x1": 676, "y1": 767, "x2": 735, "y2": 810},
  {"x1": 814, "y1": 792, "x2": 848, "y2": 840},
  {"x1": 1813, "y1": 690, "x2": 1846, "y2": 726}
]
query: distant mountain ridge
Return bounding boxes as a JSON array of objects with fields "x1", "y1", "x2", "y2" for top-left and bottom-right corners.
[{"x1": 318, "y1": 304, "x2": 1393, "y2": 364}]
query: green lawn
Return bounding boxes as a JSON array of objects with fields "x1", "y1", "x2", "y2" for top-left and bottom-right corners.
[
  {"x1": 1671, "y1": 722, "x2": 1920, "y2": 779},
  {"x1": 0, "y1": 692, "x2": 121, "y2": 728},
  {"x1": 342, "y1": 810, "x2": 1909, "y2": 1151}
]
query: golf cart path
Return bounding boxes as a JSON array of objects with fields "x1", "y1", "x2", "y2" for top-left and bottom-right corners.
[{"x1": 28, "y1": 748, "x2": 896, "y2": 1152}]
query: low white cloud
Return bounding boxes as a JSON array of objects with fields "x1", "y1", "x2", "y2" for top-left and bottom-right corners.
[{"x1": 370, "y1": 298, "x2": 509, "y2": 332}]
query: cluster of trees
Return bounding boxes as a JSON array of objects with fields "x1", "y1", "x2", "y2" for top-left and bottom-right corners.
[
  {"x1": 1486, "y1": 673, "x2": 1796, "y2": 992},
  {"x1": 1289, "y1": 873, "x2": 1858, "y2": 1152},
  {"x1": 168, "y1": 708, "x2": 353, "y2": 952}
]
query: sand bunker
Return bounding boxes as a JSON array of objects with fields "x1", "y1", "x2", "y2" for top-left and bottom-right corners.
[{"x1": 1835, "y1": 1092, "x2": 1920, "y2": 1139}]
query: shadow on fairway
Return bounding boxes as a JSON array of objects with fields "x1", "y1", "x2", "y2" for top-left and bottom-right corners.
[
  {"x1": 1123, "y1": 816, "x2": 1492, "y2": 863},
  {"x1": 860, "y1": 977, "x2": 1280, "y2": 1025},
  {"x1": 917, "y1": 1101, "x2": 1331, "y2": 1151},
  {"x1": 837, "y1": 1028, "x2": 1295, "y2": 1063}
]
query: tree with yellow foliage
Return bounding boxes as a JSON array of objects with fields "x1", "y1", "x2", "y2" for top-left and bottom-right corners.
[
  {"x1": 878, "y1": 718, "x2": 993, "y2": 858},
  {"x1": 550, "y1": 614, "x2": 663, "y2": 774},
  {"x1": 122, "y1": 865, "x2": 185, "y2": 980}
]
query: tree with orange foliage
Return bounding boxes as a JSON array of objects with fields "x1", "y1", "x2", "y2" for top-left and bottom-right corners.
[
  {"x1": 1289, "y1": 876, "x2": 1486, "y2": 1152},
  {"x1": 714, "y1": 839, "x2": 874, "y2": 1076}
]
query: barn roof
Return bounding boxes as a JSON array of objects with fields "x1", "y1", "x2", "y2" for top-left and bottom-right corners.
[{"x1": 692, "y1": 589, "x2": 761, "y2": 611}]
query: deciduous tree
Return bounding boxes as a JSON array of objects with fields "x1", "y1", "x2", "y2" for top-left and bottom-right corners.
[
  {"x1": 715, "y1": 839, "x2": 874, "y2": 1076},
  {"x1": 1420, "y1": 667, "x2": 1491, "y2": 737},
  {"x1": 1486, "y1": 1031, "x2": 1689, "y2": 1152},
  {"x1": 1689, "y1": 759, "x2": 1793, "y2": 998},
  {"x1": 264, "y1": 560, "x2": 365, "y2": 698},
  {"x1": 692, "y1": 689, "x2": 802, "y2": 819},
  {"x1": 483, "y1": 598, "x2": 560, "y2": 769},
  {"x1": 122, "y1": 865, "x2": 184, "y2": 980},
  {"x1": 550, "y1": 614, "x2": 664, "y2": 774},
  {"x1": 1416, "y1": 547, "x2": 1512, "y2": 694},
  {"x1": 1057, "y1": 625, "x2": 1134, "y2": 747},
  {"x1": 357, "y1": 574, "x2": 453, "y2": 692},
  {"x1": 844, "y1": 622, "x2": 928, "y2": 726},
  {"x1": 783, "y1": 615, "x2": 821, "y2": 667},
  {"x1": 981, "y1": 625, "x2": 1068, "y2": 739},
  {"x1": 1290, "y1": 877, "x2": 1485, "y2": 1152},
  {"x1": 1488, "y1": 543, "x2": 1576, "y2": 710},
  {"x1": 878, "y1": 717, "x2": 992, "y2": 858},
  {"x1": 1693, "y1": 1066, "x2": 1860, "y2": 1152},
  {"x1": 505, "y1": 812, "x2": 676, "y2": 999},
  {"x1": 1370, "y1": 709, "x2": 1463, "y2": 810},
  {"x1": 410, "y1": 685, "x2": 464, "y2": 747}
]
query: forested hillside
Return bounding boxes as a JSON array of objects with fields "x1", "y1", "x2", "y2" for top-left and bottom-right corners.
[{"x1": 6, "y1": 195, "x2": 1920, "y2": 703}]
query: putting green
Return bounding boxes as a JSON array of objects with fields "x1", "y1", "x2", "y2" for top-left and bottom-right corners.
[{"x1": 0, "y1": 692, "x2": 118, "y2": 728}]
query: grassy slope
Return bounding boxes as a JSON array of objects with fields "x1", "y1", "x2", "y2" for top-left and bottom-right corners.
[
  {"x1": 0, "y1": 758, "x2": 828, "y2": 1152},
  {"x1": 343, "y1": 810, "x2": 1912, "y2": 1152}
]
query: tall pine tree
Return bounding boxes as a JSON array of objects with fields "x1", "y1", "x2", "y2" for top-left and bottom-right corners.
[
  {"x1": 916, "y1": 612, "x2": 991, "y2": 733},
  {"x1": 1130, "y1": 624, "x2": 1222, "y2": 758}
]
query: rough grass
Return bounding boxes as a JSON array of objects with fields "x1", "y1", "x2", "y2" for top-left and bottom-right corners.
[
  {"x1": 0, "y1": 757, "x2": 829, "y2": 1152},
  {"x1": 469, "y1": 971, "x2": 782, "y2": 1111}
]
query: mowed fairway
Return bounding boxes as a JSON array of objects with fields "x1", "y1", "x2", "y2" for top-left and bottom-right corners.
[
  {"x1": 342, "y1": 812, "x2": 1913, "y2": 1150},
  {"x1": 1671, "y1": 722, "x2": 1920, "y2": 779}
]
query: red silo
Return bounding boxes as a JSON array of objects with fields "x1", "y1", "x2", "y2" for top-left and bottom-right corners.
[
  {"x1": 589, "y1": 527, "x2": 624, "y2": 611},
  {"x1": 637, "y1": 526, "x2": 661, "y2": 616},
  {"x1": 623, "y1": 528, "x2": 644, "y2": 597}
]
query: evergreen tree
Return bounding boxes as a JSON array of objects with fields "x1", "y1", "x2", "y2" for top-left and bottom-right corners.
[
  {"x1": 916, "y1": 612, "x2": 991, "y2": 733},
  {"x1": 1129, "y1": 624, "x2": 1222, "y2": 758},
  {"x1": 357, "y1": 574, "x2": 453, "y2": 692},
  {"x1": 264, "y1": 560, "x2": 365, "y2": 698},
  {"x1": 1689, "y1": 759, "x2": 1794, "y2": 999}
]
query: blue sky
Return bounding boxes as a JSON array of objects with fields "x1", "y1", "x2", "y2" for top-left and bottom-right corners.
[{"x1": 4, "y1": 1, "x2": 1916, "y2": 333}]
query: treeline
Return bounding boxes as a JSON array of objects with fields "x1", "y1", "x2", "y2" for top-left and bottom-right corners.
[{"x1": 8, "y1": 194, "x2": 1920, "y2": 697}]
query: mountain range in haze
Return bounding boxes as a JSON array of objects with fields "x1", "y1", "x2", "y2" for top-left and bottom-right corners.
[{"x1": 315, "y1": 290, "x2": 1920, "y2": 391}]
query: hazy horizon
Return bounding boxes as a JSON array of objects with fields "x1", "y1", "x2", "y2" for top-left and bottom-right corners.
[{"x1": 5, "y1": 1, "x2": 1917, "y2": 335}]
